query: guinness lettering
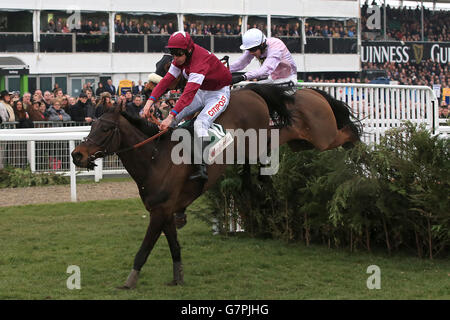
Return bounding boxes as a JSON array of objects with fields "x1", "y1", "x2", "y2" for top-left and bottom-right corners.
[
  {"x1": 361, "y1": 45, "x2": 409, "y2": 63},
  {"x1": 361, "y1": 41, "x2": 450, "y2": 65}
]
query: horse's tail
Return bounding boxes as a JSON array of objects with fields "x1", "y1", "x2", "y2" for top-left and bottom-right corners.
[
  {"x1": 310, "y1": 88, "x2": 363, "y2": 141},
  {"x1": 243, "y1": 83, "x2": 294, "y2": 127}
]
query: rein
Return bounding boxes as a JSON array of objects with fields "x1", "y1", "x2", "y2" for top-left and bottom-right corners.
[{"x1": 86, "y1": 112, "x2": 168, "y2": 162}]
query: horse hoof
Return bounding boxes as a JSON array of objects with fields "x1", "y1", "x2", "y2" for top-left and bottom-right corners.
[
  {"x1": 120, "y1": 269, "x2": 139, "y2": 290},
  {"x1": 116, "y1": 285, "x2": 133, "y2": 290},
  {"x1": 167, "y1": 279, "x2": 184, "y2": 286}
]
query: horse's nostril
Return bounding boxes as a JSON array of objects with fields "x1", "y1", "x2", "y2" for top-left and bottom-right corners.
[{"x1": 72, "y1": 151, "x2": 82, "y2": 162}]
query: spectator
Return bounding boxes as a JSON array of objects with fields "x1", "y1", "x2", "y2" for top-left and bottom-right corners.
[
  {"x1": 42, "y1": 91, "x2": 53, "y2": 109},
  {"x1": 95, "y1": 92, "x2": 113, "y2": 118},
  {"x1": 133, "y1": 80, "x2": 144, "y2": 95},
  {"x1": 67, "y1": 96, "x2": 77, "y2": 112},
  {"x1": 22, "y1": 92, "x2": 32, "y2": 110},
  {"x1": 100, "y1": 21, "x2": 108, "y2": 34},
  {"x1": 125, "y1": 95, "x2": 143, "y2": 118},
  {"x1": 96, "y1": 82, "x2": 106, "y2": 96},
  {"x1": 117, "y1": 21, "x2": 127, "y2": 34},
  {"x1": 47, "y1": 99, "x2": 71, "y2": 121},
  {"x1": 61, "y1": 96, "x2": 69, "y2": 112},
  {"x1": 140, "y1": 22, "x2": 149, "y2": 34},
  {"x1": 46, "y1": 19, "x2": 56, "y2": 33},
  {"x1": 167, "y1": 22, "x2": 176, "y2": 34},
  {"x1": 11, "y1": 100, "x2": 32, "y2": 128},
  {"x1": 28, "y1": 101, "x2": 47, "y2": 121},
  {"x1": 127, "y1": 21, "x2": 137, "y2": 34},
  {"x1": 441, "y1": 106, "x2": 449, "y2": 119},
  {"x1": 62, "y1": 23, "x2": 70, "y2": 33},
  {"x1": 143, "y1": 73, "x2": 163, "y2": 101},
  {"x1": 55, "y1": 18, "x2": 63, "y2": 33},
  {"x1": 39, "y1": 102, "x2": 49, "y2": 119},
  {"x1": 150, "y1": 20, "x2": 160, "y2": 34},
  {"x1": 124, "y1": 90, "x2": 134, "y2": 110},
  {"x1": 34, "y1": 89, "x2": 43, "y2": 101},
  {"x1": 0, "y1": 90, "x2": 13, "y2": 122},
  {"x1": 104, "y1": 79, "x2": 116, "y2": 97},
  {"x1": 68, "y1": 92, "x2": 95, "y2": 123},
  {"x1": 54, "y1": 88, "x2": 64, "y2": 99}
]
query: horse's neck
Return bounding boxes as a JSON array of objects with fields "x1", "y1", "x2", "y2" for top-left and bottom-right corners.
[{"x1": 116, "y1": 125, "x2": 169, "y2": 188}]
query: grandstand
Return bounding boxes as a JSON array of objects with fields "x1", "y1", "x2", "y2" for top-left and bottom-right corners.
[{"x1": 0, "y1": 0, "x2": 447, "y2": 114}]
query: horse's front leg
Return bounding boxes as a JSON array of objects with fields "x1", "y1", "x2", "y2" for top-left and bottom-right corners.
[
  {"x1": 164, "y1": 214, "x2": 184, "y2": 285},
  {"x1": 119, "y1": 208, "x2": 166, "y2": 289}
]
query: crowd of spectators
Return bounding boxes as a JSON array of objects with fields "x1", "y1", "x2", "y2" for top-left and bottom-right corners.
[
  {"x1": 39, "y1": 2, "x2": 448, "y2": 42},
  {"x1": 0, "y1": 77, "x2": 181, "y2": 128},
  {"x1": 361, "y1": 1, "x2": 449, "y2": 41}
]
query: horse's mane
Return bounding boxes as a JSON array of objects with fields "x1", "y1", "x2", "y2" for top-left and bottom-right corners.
[{"x1": 119, "y1": 111, "x2": 160, "y2": 137}]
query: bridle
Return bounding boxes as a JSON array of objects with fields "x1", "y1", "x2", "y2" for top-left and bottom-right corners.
[{"x1": 84, "y1": 111, "x2": 168, "y2": 163}]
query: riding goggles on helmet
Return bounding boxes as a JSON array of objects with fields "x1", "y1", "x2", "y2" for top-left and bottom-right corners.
[{"x1": 169, "y1": 48, "x2": 187, "y2": 57}]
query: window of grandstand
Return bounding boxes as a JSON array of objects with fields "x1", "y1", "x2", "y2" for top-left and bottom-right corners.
[
  {"x1": 271, "y1": 16, "x2": 302, "y2": 53},
  {"x1": 0, "y1": 10, "x2": 33, "y2": 32},
  {"x1": 39, "y1": 77, "x2": 53, "y2": 93},
  {"x1": 305, "y1": 18, "x2": 357, "y2": 54},
  {"x1": 0, "y1": 10, "x2": 33, "y2": 52},
  {"x1": 247, "y1": 16, "x2": 268, "y2": 35},
  {"x1": 114, "y1": 13, "x2": 177, "y2": 52},
  {"x1": 7, "y1": 77, "x2": 20, "y2": 92},
  {"x1": 182, "y1": 14, "x2": 241, "y2": 53},
  {"x1": 40, "y1": 10, "x2": 109, "y2": 52}
]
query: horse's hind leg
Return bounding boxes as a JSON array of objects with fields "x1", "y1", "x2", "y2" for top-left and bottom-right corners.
[
  {"x1": 119, "y1": 209, "x2": 166, "y2": 289},
  {"x1": 163, "y1": 216, "x2": 184, "y2": 286}
]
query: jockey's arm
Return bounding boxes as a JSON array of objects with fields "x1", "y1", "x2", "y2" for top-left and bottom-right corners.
[
  {"x1": 158, "y1": 72, "x2": 204, "y2": 131},
  {"x1": 244, "y1": 53, "x2": 281, "y2": 81},
  {"x1": 143, "y1": 65, "x2": 179, "y2": 118},
  {"x1": 229, "y1": 51, "x2": 253, "y2": 73}
]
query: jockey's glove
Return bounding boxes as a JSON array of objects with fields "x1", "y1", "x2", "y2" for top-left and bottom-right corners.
[{"x1": 231, "y1": 74, "x2": 247, "y2": 85}]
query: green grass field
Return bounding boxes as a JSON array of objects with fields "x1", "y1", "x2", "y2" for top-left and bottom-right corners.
[{"x1": 0, "y1": 197, "x2": 449, "y2": 300}]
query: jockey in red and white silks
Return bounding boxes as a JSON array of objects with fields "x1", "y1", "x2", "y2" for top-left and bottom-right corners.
[
  {"x1": 142, "y1": 31, "x2": 232, "y2": 180},
  {"x1": 230, "y1": 28, "x2": 297, "y2": 85}
]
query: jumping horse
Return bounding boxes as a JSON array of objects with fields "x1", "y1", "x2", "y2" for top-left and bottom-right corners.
[{"x1": 72, "y1": 82, "x2": 362, "y2": 289}]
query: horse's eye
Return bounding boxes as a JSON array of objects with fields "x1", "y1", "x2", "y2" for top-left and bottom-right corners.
[{"x1": 102, "y1": 127, "x2": 110, "y2": 132}]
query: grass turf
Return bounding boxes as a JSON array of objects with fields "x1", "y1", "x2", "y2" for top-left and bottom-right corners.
[{"x1": 0, "y1": 197, "x2": 449, "y2": 300}]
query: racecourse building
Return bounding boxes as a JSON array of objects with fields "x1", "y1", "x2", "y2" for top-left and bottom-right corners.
[{"x1": 0, "y1": 0, "x2": 360, "y2": 95}]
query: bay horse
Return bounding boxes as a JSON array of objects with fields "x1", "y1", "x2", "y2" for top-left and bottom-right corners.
[{"x1": 71, "y1": 83, "x2": 362, "y2": 289}]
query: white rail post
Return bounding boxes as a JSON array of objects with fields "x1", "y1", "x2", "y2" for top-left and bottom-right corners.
[
  {"x1": 69, "y1": 140, "x2": 77, "y2": 202},
  {"x1": 27, "y1": 141, "x2": 36, "y2": 172},
  {"x1": 94, "y1": 158, "x2": 103, "y2": 182}
]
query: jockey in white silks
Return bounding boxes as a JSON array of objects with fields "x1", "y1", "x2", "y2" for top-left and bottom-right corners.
[{"x1": 230, "y1": 28, "x2": 298, "y2": 85}]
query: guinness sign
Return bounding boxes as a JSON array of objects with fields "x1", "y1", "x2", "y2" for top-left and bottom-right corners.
[{"x1": 361, "y1": 41, "x2": 450, "y2": 65}]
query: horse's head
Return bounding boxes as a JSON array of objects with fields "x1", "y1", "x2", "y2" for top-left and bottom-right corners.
[{"x1": 72, "y1": 108, "x2": 123, "y2": 169}]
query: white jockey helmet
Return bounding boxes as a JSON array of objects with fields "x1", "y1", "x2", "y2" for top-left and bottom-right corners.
[{"x1": 240, "y1": 28, "x2": 267, "y2": 50}]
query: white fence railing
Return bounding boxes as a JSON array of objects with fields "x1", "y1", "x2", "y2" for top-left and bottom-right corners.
[
  {"x1": 0, "y1": 83, "x2": 448, "y2": 202},
  {"x1": 293, "y1": 82, "x2": 442, "y2": 143}
]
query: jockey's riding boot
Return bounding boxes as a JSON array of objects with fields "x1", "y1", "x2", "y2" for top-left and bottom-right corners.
[{"x1": 189, "y1": 138, "x2": 209, "y2": 181}]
